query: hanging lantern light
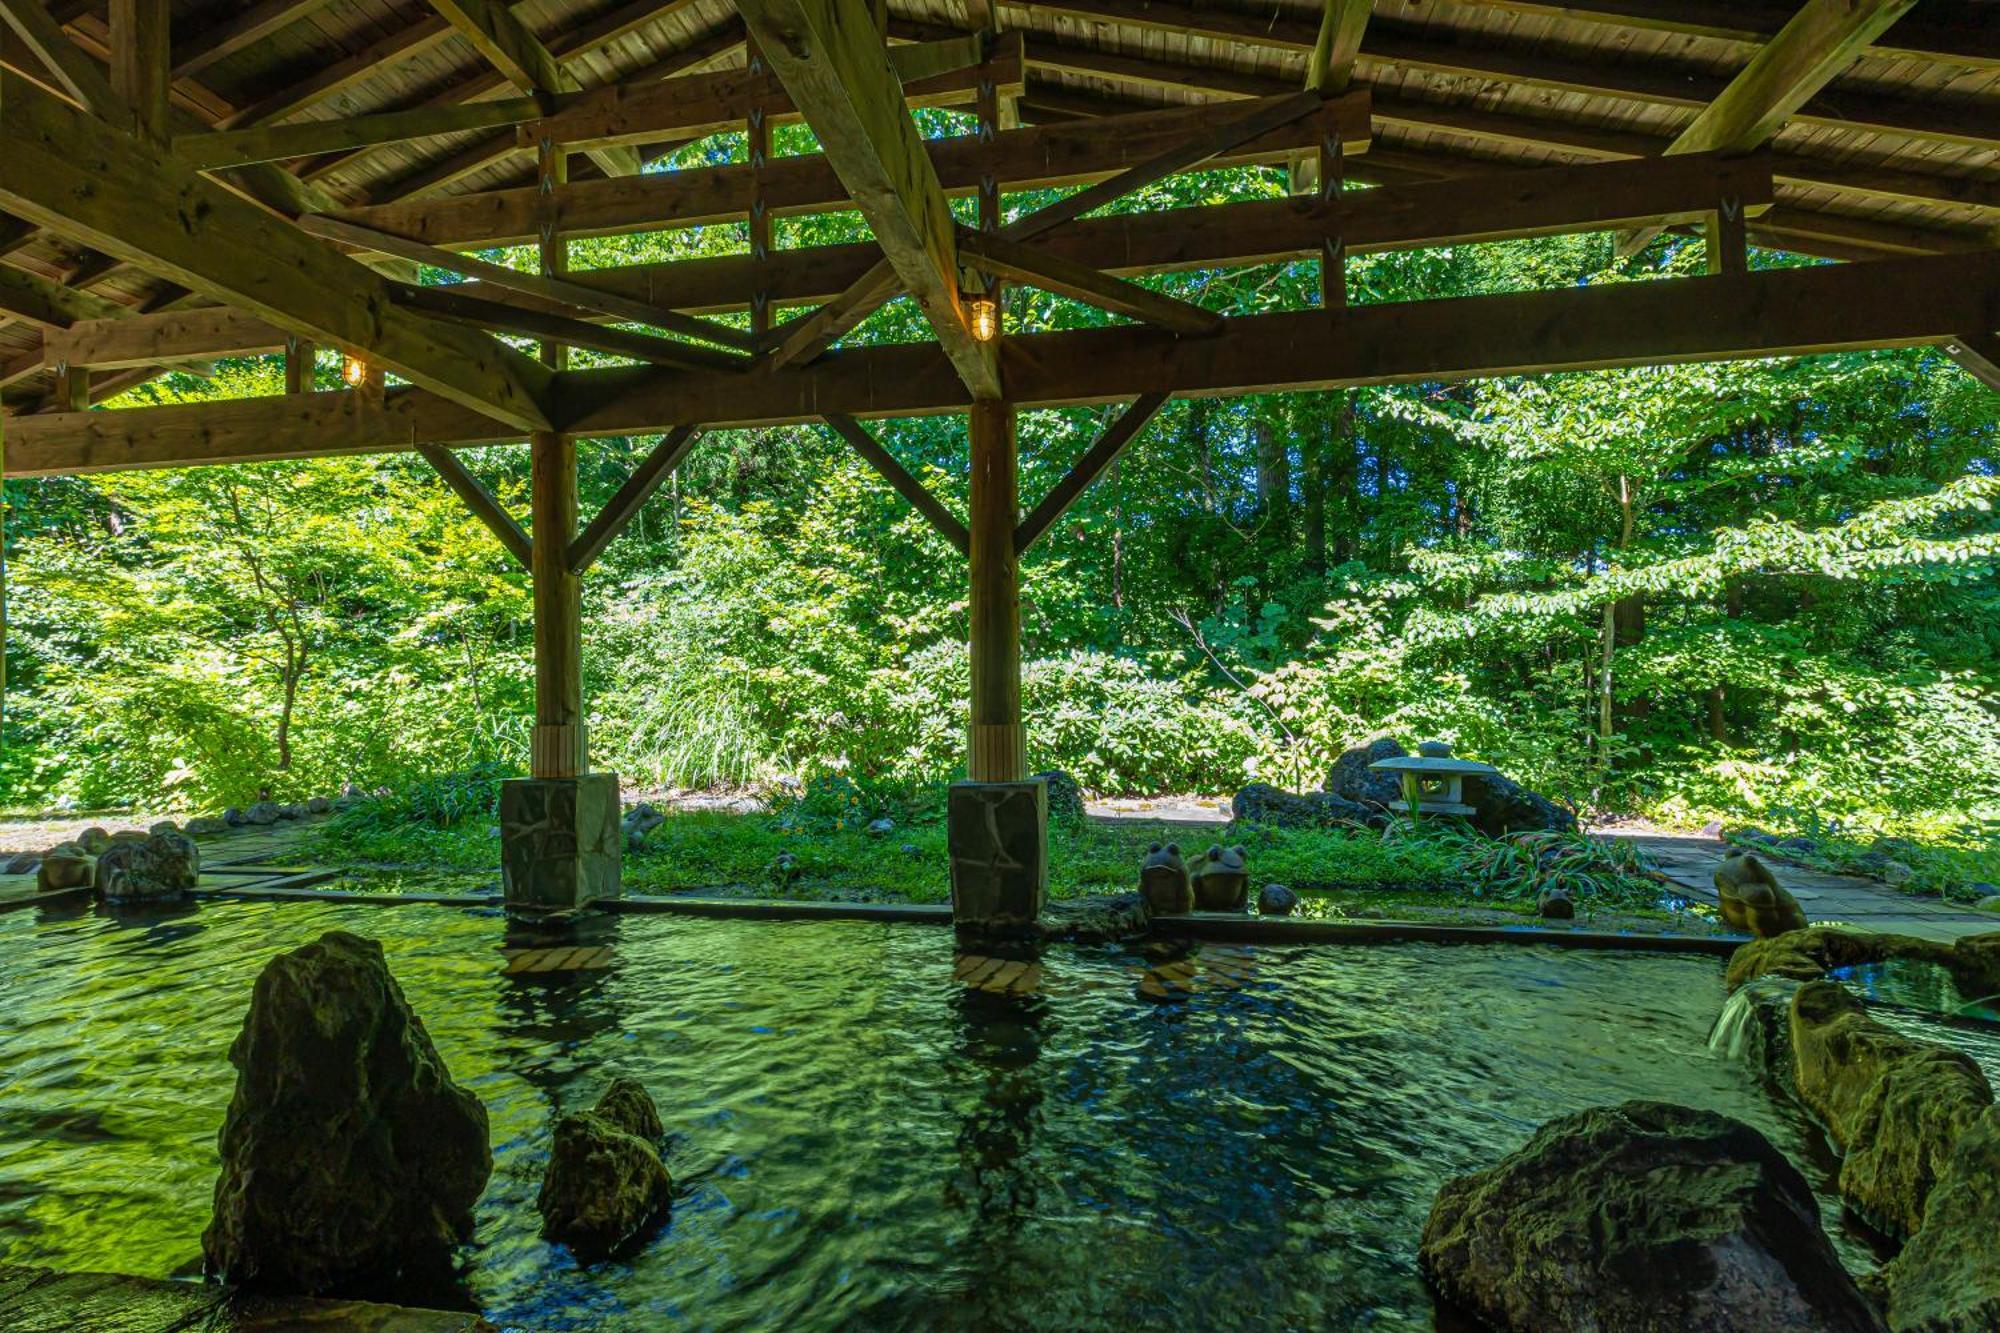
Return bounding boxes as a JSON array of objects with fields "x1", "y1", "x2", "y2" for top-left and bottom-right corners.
[
  {"x1": 340, "y1": 353, "x2": 369, "y2": 387},
  {"x1": 968, "y1": 295, "x2": 1000, "y2": 343}
]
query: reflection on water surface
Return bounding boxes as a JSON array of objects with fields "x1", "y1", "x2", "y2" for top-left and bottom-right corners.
[{"x1": 0, "y1": 901, "x2": 1879, "y2": 1329}]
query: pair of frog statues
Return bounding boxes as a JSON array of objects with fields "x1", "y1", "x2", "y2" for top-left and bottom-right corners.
[{"x1": 1139, "y1": 842, "x2": 1249, "y2": 914}]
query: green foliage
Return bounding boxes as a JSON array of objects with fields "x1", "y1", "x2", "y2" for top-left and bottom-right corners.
[
  {"x1": 1418, "y1": 824, "x2": 1663, "y2": 910},
  {"x1": 2, "y1": 160, "x2": 1994, "y2": 860}
]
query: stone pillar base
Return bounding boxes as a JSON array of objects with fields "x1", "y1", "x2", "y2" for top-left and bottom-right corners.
[
  {"x1": 500, "y1": 773, "x2": 622, "y2": 915},
  {"x1": 948, "y1": 779, "x2": 1048, "y2": 932}
]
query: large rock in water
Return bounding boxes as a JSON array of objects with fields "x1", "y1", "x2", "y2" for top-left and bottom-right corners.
[
  {"x1": 1325, "y1": 733, "x2": 1407, "y2": 808},
  {"x1": 1884, "y1": 1103, "x2": 2000, "y2": 1332},
  {"x1": 203, "y1": 931, "x2": 492, "y2": 1296},
  {"x1": 537, "y1": 1077, "x2": 673, "y2": 1259},
  {"x1": 1789, "y1": 981, "x2": 1992, "y2": 1238},
  {"x1": 1418, "y1": 1100, "x2": 1883, "y2": 1333},
  {"x1": 1467, "y1": 772, "x2": 1578, "y2": 837},
  {"x1": 95, "y1": 830, "x2": 198, "y2": 904}
]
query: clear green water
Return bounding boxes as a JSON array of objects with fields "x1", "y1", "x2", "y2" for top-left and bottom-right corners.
[{"x1": 0, "y1": 900, "x2": 1861, "y2": 1330}]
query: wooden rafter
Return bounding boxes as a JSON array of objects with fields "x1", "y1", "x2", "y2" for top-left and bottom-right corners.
[
  {"x1": 172, "y1": 0, "x2": 339, "y2": 80},
  {"x1": 424, "y1": 0, "x2": 642, "y2": 180},
  {"x1": 822, "y1": 413, "x2": 972, "y2": 556},
  {"x1": 389, "y1": 283, "x2": 747, "y2": 373},
  {"x1": 1619, "y1": 0, "x2": 1921, "y2": 254},
  {"x1": 300, "y1": 213, "x2": 754, "y2": 351},
  {"x1": 0, "y1": 71, "x2": 551, "y2": 431},
  {"x1": 11, "y1": 250, "x2": 1995, "y2": 475},
  {"x1": 566, "y1": 424, "x2": 704, "y2": 573},
  {"x1": 26, "y1": 152, "x2": 1788, "y2": 367},
  {"x1": 1305, "y1": 0, "x2": 1370, "y2": 94},
  {"x1": 414, "y1": 441, "x2": 533, "y2": 568},
  {"x1": 0, "y1": 0, "x2": 117, "y2": 115},
  {"x1": 1943, "y1": 334, "x2": 2000, "y2": 393},
  {"x1": 1015, "y1": 392, "x2": 1168, "y2": 553},
  {"x1": 42, "y1": 306, "x2": 287, "y2": 369},
  {"x1": 736, "y1": 0, "x2": 997, "y2": 397},
  {"x1": 955, "y1": 228, "x2": 1222, "y2": 337}
]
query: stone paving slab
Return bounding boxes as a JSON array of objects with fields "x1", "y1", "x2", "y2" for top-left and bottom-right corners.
[{"x1": 1621, "y1": 832, "x2": 1997, "y2": 944}]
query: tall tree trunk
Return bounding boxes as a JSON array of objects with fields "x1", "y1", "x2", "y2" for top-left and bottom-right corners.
[
  {"x1": 1304, "y1": 401, "x2": 1331, "y2": 574},
  {"x1": 1253, "y1": 416, "x2": 1290, "y2": 519},
  {"x1": 1326, "y1": 393, "x2": 1358, "y2": 565}
]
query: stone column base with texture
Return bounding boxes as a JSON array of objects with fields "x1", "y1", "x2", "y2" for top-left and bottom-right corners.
[
  {"x1": 501, "y1": 773, "x2": 623, "y2": 914},
  {"x1": 948, "y1": 779, "x2": 1048, "y2": 932}
]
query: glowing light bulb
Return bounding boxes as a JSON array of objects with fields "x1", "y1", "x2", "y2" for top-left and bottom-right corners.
[
  {"x1": 968, "y1": 296, "x2": 999, "y2": 343},
  {"x1": 341, "y1": 354, "x2": 368, "y2": 387}
]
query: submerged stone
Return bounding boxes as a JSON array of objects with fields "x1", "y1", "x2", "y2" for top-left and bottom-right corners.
[
  {"x1": 537, "y1": 1078, "x2": 672, "y2": 1259},
  {"x1": 203, "y1": 930, "x2": 492, "y2": 1297},
  {"x1": 1789, "y1": 980, "x2": 1991, "y2": 1238},
  {"x1": 1419, "y1": 1099, "x2": 1882, "y2": 1333},
  {"x1": 1038, "y1": 892, "x2": 1150, "y2": 944}
]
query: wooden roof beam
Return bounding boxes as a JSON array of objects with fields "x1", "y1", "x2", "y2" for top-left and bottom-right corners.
[
  {"x1": 1619, "y1": 0, "x2": 1921, "y2": 254},
  {"x1": 1305, "y1": 0, "x2": 1370, "y2": 94},
  {"x1": 735, "y1": 0, "x2": 997, "y2": 397},
  {"x1": 424, "y1": 0, "x2": 641, "y2": 179},
  {"x1": 41, "y1": 304, "x2": 287, "y2": 367},
  {"x1": 8, "y1": 248, "x2": 1995, "y2": 472},
  {"x1": 0, "y1": 71, "x2": 552, "y2": 431},
  {"x1": 317, "y1": 90, "x2": 1371, "y2": 246},
  {"x1": 171, "y1": 0, "x2": 339, "y2": 80},
  {"x1": 1942, "y1": 334, "x2": 2000, "y2": 392}
]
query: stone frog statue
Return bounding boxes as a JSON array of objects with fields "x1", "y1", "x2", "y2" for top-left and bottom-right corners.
[
  {"x1": 1714, "y1": 848, "x2": 1807, "y2": 939},
  {"x1": 1192, "y1": 844, "x2": 1250, "y2": 912},
  {"x1": 1139, "y1": 842, "x2": 1193, "y2": 915}
]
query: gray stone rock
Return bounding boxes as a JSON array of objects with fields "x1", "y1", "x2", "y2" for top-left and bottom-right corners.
[
  {"x1": 1231, "y1": 782, "x2": 1377, "y2": 830},
  {"x1": 1029, "y1": 769, "x2": 1085, "y2": 825},
  {"x1": 95, "y1": 831, "x2": 199, "y2": 905},
  {"x1": 203, "y1": 931, "x2": 492, "y2": 1296},
  {"x1": 304, "y1": 796, "x2": 333, "y2": 815},
  {"x1": 621, "y1": 802, "x2": 665, "y2": 842},
  {"x1": 1536, "y1": 887, "x2": 1576, "y2": 919},
  {"x1": 184, "y1": 816, "x2": 229, "y2": 836},
  {"x1": 275, "y1": 804, "x2": 305, "y2": 821},
  {"x1": 864, "y1": 817, "x2": 895, "y2": 837},
  {"x1": 1466, "y1": 773, "x2": 1578, "y2": 838},
  {"x1": 1884, "y1": 1103, "x2": 2000, "y2": 1332},
  {"x1": 148, "y1": 820, "x2": 179, "y2": 838},
  {"x1": 537, "y1": 1078, "x2": 672, "y2": 1259},
  {"x1": 767, "y1": 852, "x2": 800, "y2": 888},
  {"x1": 1257, "y1": 882, "x2": 1298, "y2": 916},
  {"x1": 222, "y1": 808, "x2": 250, "y2": 827},
  {"x1": 1776, "y1": 836, "x2": 1818, "y2": 855},
  {"x1": 1880, "y1": 860, "x2": 1916, "y2": 887},
  {"x1": 1416, "y1": 739, "x2": 1454, "y2": 758},
  {"x1": 1038, "y1": 892, "x2": 1150, "y2": 944},
  {"x1": 76, "y1": 826, "x2": 112, "y2": 855},
  {"x1": 1326, "y1": 733, "x2": 1407, "y2": 808},
  {"x1": 1419, "y1": 1100, "x2": 1883, "y2": 1333},
  {"x1": 244, "y1": 801, "x2": 283, "y2": 826}
]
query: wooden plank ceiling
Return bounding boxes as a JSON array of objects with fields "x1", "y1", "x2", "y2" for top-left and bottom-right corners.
[{"x1": 0, "y1": 0, "x2": 1994, "y2": 415}]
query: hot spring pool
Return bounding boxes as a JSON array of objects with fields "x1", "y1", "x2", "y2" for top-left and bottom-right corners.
[{"x1": 0, "y1": 900, "x2": 1885, "y2": 1329}]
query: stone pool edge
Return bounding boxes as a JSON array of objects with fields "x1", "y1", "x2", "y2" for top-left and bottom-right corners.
[{"x1": 151, "y1": 883, "x2": 1749, "y2": 956}]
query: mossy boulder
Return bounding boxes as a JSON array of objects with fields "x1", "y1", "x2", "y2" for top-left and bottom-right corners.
[
  {"x1": 1030, "y1": 769, "x2": 1085, "y2": 825},
  {"x1": 1789, "y1": 981, "x2": 1991, "y2": 1238},
  {"x1": 1231, "y1": 782, "x2": 1375, "y2": 830},
  {"x1": 95, "y1": 830, "x2": 198, "y2": 905},
  {"x1": 1325, "y1": 733, "x2": 1407, "y2": 808},
  {"x1": 1419, "y1": 1100, "x2": 1881, "y2": 1332},
  {"x1": 203, "y1": 931, "x2": 492, "y2": 1297},
  {"x1": 1727, "y1": 929, "x2": 2000, "y2": 1004},
  {"x1": 537, "y1": 1078, "x2": 673, "y2": 1259},
  {"x1": 1884, "y1": 1104, "x2": 2000, "y2": 1331}
]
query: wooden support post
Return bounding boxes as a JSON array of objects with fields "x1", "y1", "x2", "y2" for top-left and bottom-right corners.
[
  {"x1": 109, "y1": 0, "x2": 171, "y2": 140},
  {"x1": 55, "y1": 362, "x2": 89, "y2": 411},
  {"x1": 1707, "y1": 194, "x2": 1749, "y2": 275},
  {"x1": 530, "y1": 134, "x2": 583, "y2": 780},
  {"x1": 967, "y1": 398, "x2": 1023, "y2": 782},
  {"x1": 747, "y1": 36, "x2": 773, "y2": 342},
  {"x1": 974, "y1": 44, "x2": 1003, "y2": 332},
  {"x1": 284, "y1": 337, "x2": 316, "y2": 393},
  {"x1": 1318, "y1": 111, "x2": 1346, "y2": 312}
]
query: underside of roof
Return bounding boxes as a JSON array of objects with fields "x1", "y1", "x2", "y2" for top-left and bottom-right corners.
[{"x1": 0, "y1": 0, "x2": 1995, "y2": 414}]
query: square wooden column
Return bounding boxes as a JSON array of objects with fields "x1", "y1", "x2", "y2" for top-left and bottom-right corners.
[
  {"x1": 952, "y1": 398, "x2": 1046, "y2": 932},
  {"x1": 503, "y1": 136, "x2": 619, "y2": 915}
]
